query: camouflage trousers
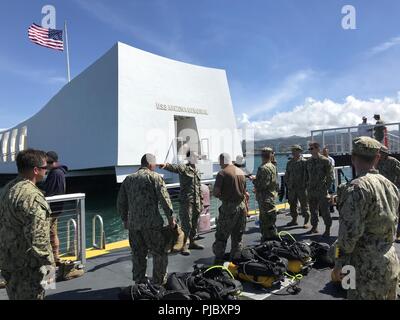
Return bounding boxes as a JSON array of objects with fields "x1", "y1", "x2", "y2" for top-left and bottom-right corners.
[
  {"x1": 129, "y1": 228, "x2": 168, "y2": 285},
  {"x1": 308, "y1": 192, "x2": 332, "y2": 229},
  {"x1": 347, "y1": 247, "x2": 399, "y2": 300},
  {"x1": 212, "y1": 201, "x2": 247, "y2": 261},
  {"x1": 1, "y1": 268, "x2": 46, "y2": 300},
  {"x1": 50, "y1": 217, "x2": 60, "y2": 264},
  {"x1": 287, "y1": 188, "x2": 310, "y2": 222},
  {"x1": 258, "y1": 199, "x2": 277, "y2": 241},
  {"x1": 179, "y1": 200, "x2": 202, "y2": 240}
]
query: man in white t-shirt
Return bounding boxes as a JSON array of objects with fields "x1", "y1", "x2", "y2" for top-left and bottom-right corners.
[{"x1": 357, "y1": 116, "x2": 372, "y2": 137}]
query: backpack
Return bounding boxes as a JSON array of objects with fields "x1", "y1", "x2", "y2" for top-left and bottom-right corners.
[
  {"x1": 118, "y1": 280, "x2": 166, "y2": 300},
  {"x1": 186, "y1": 265, "x2": 242, "y2": 300},
  {"x1": 163, "y1": 272, "x2": 201, "y2": 300},
  {"x1": 256, "y1": 236, "x2": 312, "y2": 274},
  {"x1": 309, "y1": 241, "x2": 334, "y2": 268}
]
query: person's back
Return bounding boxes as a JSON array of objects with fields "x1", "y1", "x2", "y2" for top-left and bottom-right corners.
[
  {"x1": 212, "y1": 154, "x2": 247, "y2": 264},
  {"x1": 0, "y1": 177, "x2": 52, "y2": 271},
  {"x1": 119, "y1": 167, "x2": 169, "y2": 230},
  {"x1": 254, "y1": 162, "x2": 277, "y2": 201},
  {"x1": 117, "y1": 154, "x2": 174, "y2": 285},
  {"x1": 337, "y1": 172, "x2": 399, "y2": 297},
  {"x1": 216, "y1": 164, "x2": 246, "y2": 204},
  {"x1": 341, "y1": 173, "x2": 398, "y2": 247}
]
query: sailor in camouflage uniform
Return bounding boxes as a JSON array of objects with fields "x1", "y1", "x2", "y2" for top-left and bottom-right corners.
[
  {"x1": 159, "y1": 152, "x2": 203, "y2": 255},
  {"x1": 305, "y1": 142, "x2": 334, "y2": 236},
  {"x1": 377, "y1": 146, "x2": 400, "y2": 187},
  {"x1": 0, "y1": 149, "x2": 54, "y2": 300},
  {"x1": 252, "y1": 147, "x2": 278, "y2": 241},
  {"x1": 284, "y1": 145, "x2": 310, "y2": 228},
  {"x1": 117, "y1": 154, "x2": 175, "y2": 285},
  {"x1": 213, "y1": 153, "x2": 247, "y2": 264},
  {"x1": 377, "y1": 145, "x2": 400, "y2": 240},
  {"x1": 333, "y1": 136, "x2": 400, "y2": 300}
]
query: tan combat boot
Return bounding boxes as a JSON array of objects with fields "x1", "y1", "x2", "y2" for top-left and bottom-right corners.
[
  {"x1": 303, "y1": 216, "x2": 311, "y2": 229},
  {"x1": 180, "y1": 236, "x2": 190, "y2": 256}
]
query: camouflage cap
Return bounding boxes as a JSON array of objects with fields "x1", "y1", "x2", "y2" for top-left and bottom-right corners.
[
  {"x1": 352, "y1": 136, "x2": 381, "y2": 157},
  {"x1": 290, "y1": 144, "x2": 303, "y2": 151},
  {"x1": 261, "y1": 147, "x2": 273, "y2": 154},
  {"x1": 380, "y1": 145, "x2": 389, "y2": 154}
]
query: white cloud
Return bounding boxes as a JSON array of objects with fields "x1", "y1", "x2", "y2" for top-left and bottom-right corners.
[
  {"x1": 367, "y1": 36, "x2": 400, "y2": 57},
  {"x1": 238, "y1": 94, "x2": 400, "y2": 140},
  {"x1": 246, "y1": 69, "x2": 313, "y2": 119}
]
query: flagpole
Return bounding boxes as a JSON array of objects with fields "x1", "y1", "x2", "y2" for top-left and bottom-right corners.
[{"x1": 64, "y1": 20, "x2": 71, "y2": 83}]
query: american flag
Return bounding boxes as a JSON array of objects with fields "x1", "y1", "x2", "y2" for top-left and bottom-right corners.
[{"x1": 28, "y1": 23, "x2": 64, "y2": 51}]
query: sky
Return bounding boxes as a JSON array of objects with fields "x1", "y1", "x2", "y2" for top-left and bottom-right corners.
[{"x1": 1, "y1": 0, "x2": 400, "y2": 139}]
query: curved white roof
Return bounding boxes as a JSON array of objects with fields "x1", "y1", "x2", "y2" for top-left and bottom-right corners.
[{"x1": 0, "y1": 42, "x2": 242, "y2": 176}]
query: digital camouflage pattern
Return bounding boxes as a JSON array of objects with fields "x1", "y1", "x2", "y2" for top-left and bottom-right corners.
[
  {"x1": 284, "y1": 156, "x2": 310, "y2": 221},
  {"x1": 212, "y1": 201, "x2": 247, "y2": 262},
  {"x1": 117, "y1": 167, "x2": 173, "y2": 230},
  {"x1": 374, "y1": 120, "x2": 386, "y2": 143},
  {"x1": 377, "y1": 156, "x2": 400, "y2": 188},
  {"x1": 336, "y1": 169, "x2": 400, "y2": 300},
  {"x1": 163, "y1": 163, "x2": 203, "y2": 239},
  {"x1": 253, "y1": 162, "x2": 278, "y2": 240},
  {"x1": 0, "y1": 176, "x2": 54, "y2": 300},
  {"x1": 306, "y1": 154, "x2": 334, "y2": 229},
  {"x1": 129, "y1": 229, "x2": 168, "y2": 285},
  {"x1": 117, "y1": 167, "x2": 174, "y2": 285}
]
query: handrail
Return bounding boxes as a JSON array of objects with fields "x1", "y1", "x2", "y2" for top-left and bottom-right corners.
[
  {"x1": 311, "y1": 121, "x2": 400, "y2": 134},
  {"x1": 44, "y1": 193, "x2": 86, "y2": 265},
  {"x1": 46, "y1": 193, "x2": 86, "y2": 203},
  {"x1": 66, "y1": 218, "x2": 77, "y2": 256},
  {"x1": 92, "y1": 214, "x2": 106, "y2": 250}
]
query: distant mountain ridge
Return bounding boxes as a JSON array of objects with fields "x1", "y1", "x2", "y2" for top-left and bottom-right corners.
[{"x1": 243, "y1": 135, "x2": 311, "y2": 154}]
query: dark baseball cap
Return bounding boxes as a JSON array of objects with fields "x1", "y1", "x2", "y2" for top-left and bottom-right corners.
[{"x1": 46, "y1": 151, "x2": 58, "y2": 162}]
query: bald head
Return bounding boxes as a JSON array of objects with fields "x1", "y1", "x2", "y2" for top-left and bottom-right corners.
[
  {"x1": 219, "y1": 153, "x2": 232, "y2": 167},
  {"x1": 141, "y1": 153, "x2": 157, "y2": 170}
]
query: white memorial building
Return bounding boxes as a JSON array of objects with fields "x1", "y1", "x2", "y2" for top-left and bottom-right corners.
[{"x1": 0, "y1": 42, "x2": 243, "y2": 183}]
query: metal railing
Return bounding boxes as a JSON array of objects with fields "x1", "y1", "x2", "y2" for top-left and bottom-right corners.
[
  {"x1": 45, "y1": 193, "x2": 86, "y2": 265},
  {"x1": 66, "y1": 218, "x2": 77, "y2": 256},
  {"x1": 311, "y1": 122, "x2": 400, "y2": 155},
  {"x1": 92, "y1": 214, "x2": 106, "y2": 250}
]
